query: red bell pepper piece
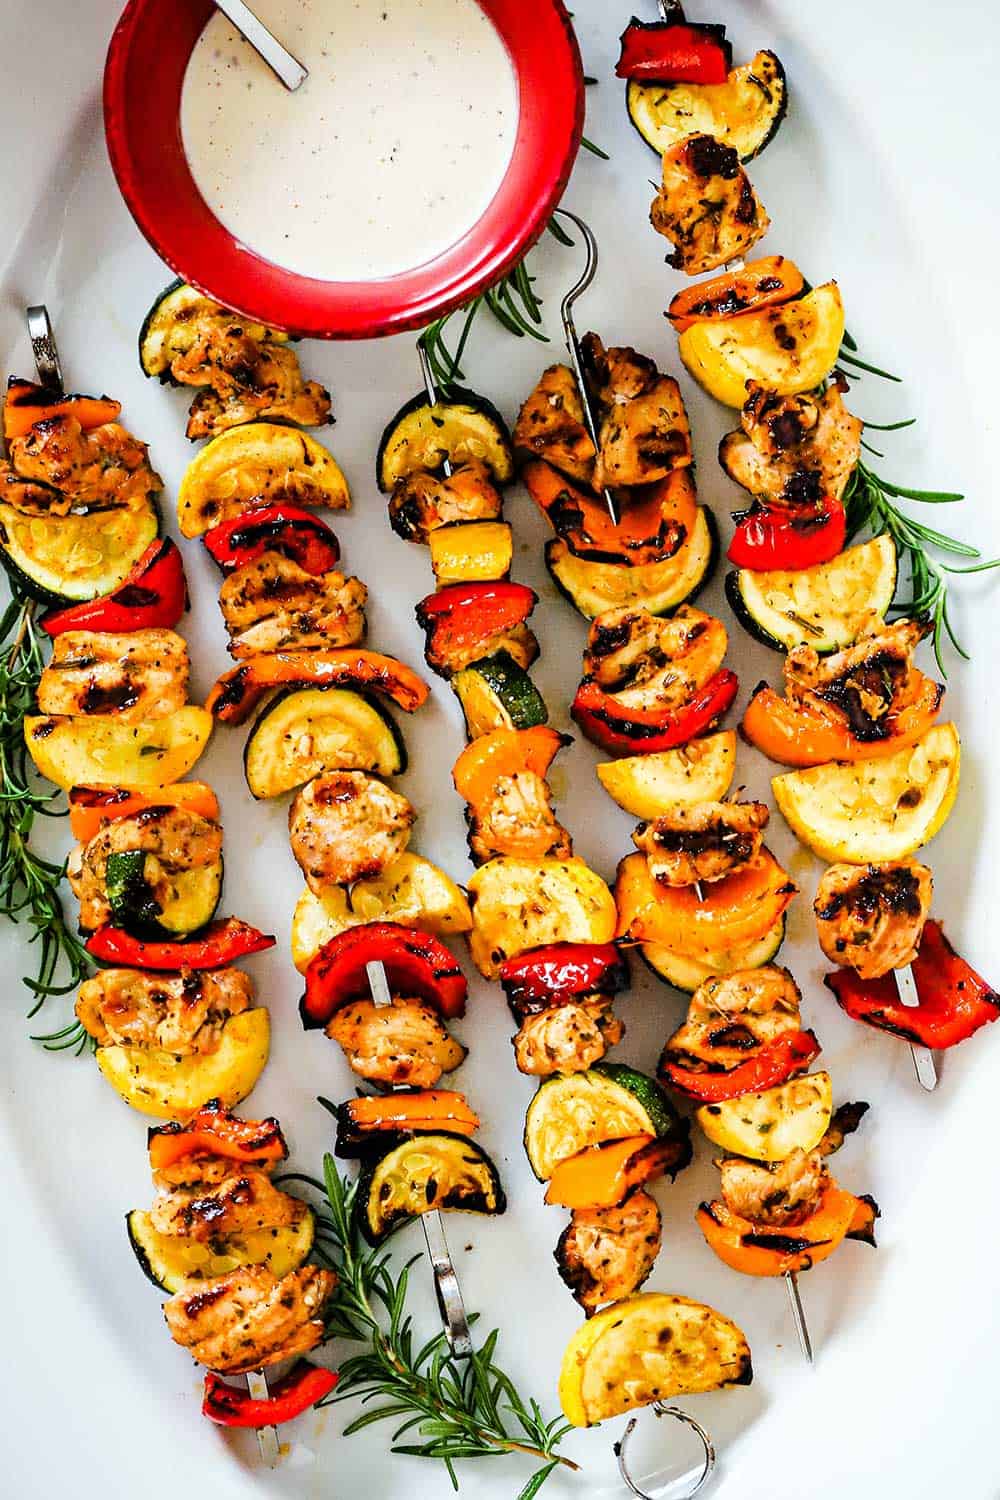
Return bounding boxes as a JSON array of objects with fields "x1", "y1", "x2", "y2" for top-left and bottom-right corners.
[
  {"x1": 727, "y1": 499, "x2": 847, "y2": 571},
  {"x1": 825, "y1": 921, "x2": 1000, "y2": 1051},
  {"x1": 39, "y1": 538, "x2": 188, "y2": 636},
  {"x1": 659, "y1": 1028, "x2": 821, "y2": 1102},
  {"x1": 203, "y1": 503, "x2": 341, "y2": 576},
  {"x1": 203, "y1": 1363, "x2": 338, "y2": 1428},
  {"x1": 615, "y1": 18, "x2": 732, "y2": 84},
  {"x1": 302, "y1": 921, "x2": 467, "y2": 1028},
  {"x1": 148, "y1": 1102, "x2": 287, "y2": 1171},
  {"x1": 499, "y1": 942, "x2": 629, "y2": 1012},
  {"x1": 85, "y1": 917, "x2": 276, "y2": 971},
  {"x1": 571, "y1": 669, "x2": 739, "y2": 756},
  {"x1": 415, "y1": 582, "x2": 536, "y2": 671}
]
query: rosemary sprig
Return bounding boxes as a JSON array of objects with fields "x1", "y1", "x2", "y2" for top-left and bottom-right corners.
[
  {"x1": 0, "y1": 587, "x2": 91, "y2": 1051},
  {"x1": 286, "y1": 1156, "x2": 578, "y2": 1498},
  {"x1": 843, "y1": 458, "x2": 1000, "y2": 674},
  {"x1": 420, "y1": 257, "x2": 548, "y2": 395}
]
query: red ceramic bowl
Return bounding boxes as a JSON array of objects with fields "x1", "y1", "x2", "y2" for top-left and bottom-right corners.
[{"x1": 104, "y1": 0, "x2": 583, "y2": 339}]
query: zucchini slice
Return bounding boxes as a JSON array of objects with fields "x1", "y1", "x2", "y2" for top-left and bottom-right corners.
[
  {"x1": 559, "y1": 1292, "x2": 752, "y2": 1427},
  {"x1": 126, "y1": 1206, "x2": 314, "y2": 1293},
  {"x1": 95, "y1": 1008, "x2": 270, "y2": 1121},
  {"x1": 596, "y1": 731, "x2": 736, "y2": 817},
  {"x1": 103, "y1": 850, "x2": 224, "y2": 939},
  {"x1": 24, "y1": 706, "x2": 213, "y2": 792},
  {"x1": 725, "y1": 534, "x2": 898, "y2": 653},
  {"x1": 243, "y1": 687, "x2": 405, "y2": 799},
  {"x1": 641, "y1": 915, "x2": 787, "y2": 993},
  {"x1": 467, "y1": 856, "x2": 616, "y2": 978},
  {"x1": 545, "y1": 506, "x2": 717, "y2": 619},
  {"x1": 376, "y1": 389, "x2": 514, "y2": 492},
  {"x1": 524, "y1": 1063, "x2": 683, "y2": 1181},
  {"x1": 355, "y1": 1132, "x2": 506, "y2": 1245},
  {"x1": 177, "y1": 422, "x2": 349, "y2": 538},
  {"x1": 138, "y1": 280, "x2": 290, "y2": 380},
  {"x1": 0, "y1": 496, "x2": 159, "y2": 607},
  {"x1": 772, "y1": 722, "x2": 961, "y2": 863},
  {"x1": 695, "y1": 1072, "x2": 833, "y2": 1163},
  {"x1": 429, "y1": 520, "x2": 513, "y2": 584},
  {"x1": 626, "y1": 50, "x2": 787, "y2": 163},
  {"x1": 291, "y1": 853, "x2": 472, "y2": 972},
  {"x1": 451, "y1": 650, "x2": 548, "y2": 738}
]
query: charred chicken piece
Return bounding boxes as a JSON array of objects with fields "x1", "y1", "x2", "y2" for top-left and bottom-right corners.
[
  {"x1": 556, "y1": 1188, "x2": 662, "y2": 1316},
  {"x1": 814, "y1": 859, "x2": 933, "y2": 979},
  {"x1": 36, "y1": 628, "x2": 189, "y2": 720},
  {"x1": 633, "y1": 800, "x2": 769, "y2": 887},
  {"x1": 150, "y1": 1170, "x2": 309, "y2": 1241},
  {"x1": 512, "y1": 364, "x2": 596, "y2": 485},
  {"x1": 288, "y1": 771, "x2": 415, "y2": 892},
  {"x1": 664, "y1": 965, "x2": 802, "y2": 1071},
  {"x1": 720, "y1": 383, "x2": 863, "y2": 508},
  {"x1": 784, "y1": 613, "x2": 937, "y2": 742},
  {"x1": 583, "y1": 603, "x2": 727, "y2": 713},
  {"x1": 163, "y1": 1264, "x2": 336, "y2": 1374},
  {"x1": 651, "y1": 133, "x2": 770, "y2": 276},
  {"x1": 219, "y1": 553, "x2": 367, "y2": 656},
  {"x1": 67, "y1": 805, "x2": 223, "y2": 933},
  {"x1": 512, "y1": 998, "x2": 624, "y2": 1076},
  {"x1": 581, "y1": 334, "x2": 692, "y2": 489},
  {"x1": 718, "y1": 1150, "x2": 826, "y2": 1228},
  {"x1": 326, "y1": 997, "x2": 466, "y2": 1087},
  {"x1": 171, "y1": 322, "x2": 331, "y2": 439},
  {"x1": 75, "y1": 966, "x2": 253, "y2": 1056},
  {"x1": 5, "y1": 416, "x2": 161, "y2": 512},
  {"x1": 428, "y1": 621, "x2": 539, "y2": 679},
  {"x1": 467, "y1": 770, "x2": 572, "y2": 866},
  {"x1": 388, "y1": 459, "x2": 503, "y2": 542}
]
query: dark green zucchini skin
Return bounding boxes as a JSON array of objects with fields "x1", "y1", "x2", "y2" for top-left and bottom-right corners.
[
  {"x1": 138, "y1": 278, "x2": 186, "y2": 382},
  {"x1": 125, "y1": 1211, "x2": 166, "y2": 1291},
  {"x1": 375, "y1": 387, "x2": 514, "y2": 494},
  {"x1": 98, "y1": 851, "x2": 224, "y2": 941},
  {"x1": 545, "y1": 506, "x2": 718, "y2": 620},
  {"x1": 725, "y1": 567, "x2": 789, "y2": 652},
  {"x1": 355, "y1": 1131, "x2": 507, "y2": 1245}
]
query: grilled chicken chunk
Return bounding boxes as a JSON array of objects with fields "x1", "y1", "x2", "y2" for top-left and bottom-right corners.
[
  {"x1": 36, "y1": 628, "x2": 189, "y2": 720},
  {"x1": 388, "y1": 459, "x2": 503, "y2": 542},
  {"x1": 720, "y1": 383, "x2": 863, "y2": 508},
  {"x1": 289, "y1": 771, "x2": 415, "y2": 892},
  {"x1": 467, "y1": 770, "x2": 572, "y2": 866},
  {"x1": 5, "y1": 417, "x2": 161, "y2": 512},
  {"x1": 785, "y1": 613, "x2": 936, "y2": 742},
  {"x1": 583, "y1": 604, "x2": 727, "y2": 713},
  {"x1": 67, "y1": 806, "x2": 223, "y2": 932},
  {"x1": 427, "y1": 621, "x2": 539, "y2": 678},
  {"x1": 75, "y1": 966, "x2": 253, "y2": 1055},
  {"x1": 815, "y1": 859, "x2": 933, "y2": 979},
  {"x1": 170, "y1": 322, "x2": 331, "y2": 439},
  {"x1": 164, "y1": 1264, "x2": 336, "y2": 1374},
  {"x1": 150, "y1": 1169, "x2": 308, "y2": 1241},
  {"x1": 664, "y1": 965, "x2": 802, "y2": 1070},
  {"x1": 512, "y1": 999, "x2": 623, "y2": 1076},
  {"x1": 326, "y1": 998, "x2": 466, "y2": 1087},
  {"x1": 218, "y1": 553, "x2": 367, "y2": 656},
  {"x1": 581, "y1": 334, "x2": 692, "y2": 489},
  {"x1": 651, "y1": 133, "x2": 770, "y2": 275},
  {"x1": 718, "y1": 1150, "x2": 826, "y2": 1227},
  {"x1": 633, "y1": 800, "x2": 769, "y2": 887},
  {"x1": 556, "y1": 1189, "x2": 662, "y2": 1315},
  {"x1": 513, "y1": 364, "x2": 596, "y2": 485}
]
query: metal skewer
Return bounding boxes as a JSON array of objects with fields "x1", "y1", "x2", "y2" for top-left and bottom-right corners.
[
  {"x1": 615, "y1": 1402, "x2": 715, "y2": 1499},
  {"x1": 416, "y1": 343, "x2": 453, "y2": 479},
  {"x1": 364, "y1": 959, "x2": 474, "y2": 1358},
  {"x1": 784, "y1": 1270, "x2": 813, "y2": 1364},
  {"x1": 214, "y1": 0, "x2": 308, "y2": 91},
  {"x1": 893, "y1": 962, "x2": 937, "y2": 1092}
]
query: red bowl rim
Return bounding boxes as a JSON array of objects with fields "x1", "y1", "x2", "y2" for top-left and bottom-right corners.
[{"x1": 104, "y1": 0, "x2": 584, "y2": 339}]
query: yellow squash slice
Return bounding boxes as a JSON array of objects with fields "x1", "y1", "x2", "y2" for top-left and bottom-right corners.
[
  {"x1": 678, "y1": 283, "x2": 844, "y2": 408},
  {"x1": 24, "y1": 706, "x2": 213, "y2": 791},
  {"x1": 466, "y1": 856, "x2": 616, "y2": 978},
  {"x1": 95, "y1": 1008, "x2": 270, "y2": 1120},
  {"x1": 597, "y1": 731, "x2": 736, "y2": 817},
  {"x1": 559, "y1": 1292, "x2": 752, "y2": 1427},
  {"x1": 127, "y1": 1207, "x2": 314, "y2": 1294},
  {"x1": 772, "y1": 722, "x2": 960, "y2": 862},
  {"x1": 641, "y1": 914, "x2": 786, "y2": 993},
  {"x1": 177, "y1": 422, "x2": 350, "y2": 537},
  {"x1": 696, "y1": 1072, "x2": 833, "y2": 1162}
]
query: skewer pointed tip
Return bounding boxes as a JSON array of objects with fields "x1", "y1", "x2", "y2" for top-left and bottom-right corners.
[
  {"x1": 893, "y1": 962, "x2": 938, "y2": 1091},
  {"x1": 784, "y1": 1272, "x2": 813, "y2": 1365}
]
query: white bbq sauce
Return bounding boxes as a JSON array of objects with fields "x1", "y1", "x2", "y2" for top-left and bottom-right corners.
[{"x1": 180, "y1": 0, "x2": 519, "y2": 281}]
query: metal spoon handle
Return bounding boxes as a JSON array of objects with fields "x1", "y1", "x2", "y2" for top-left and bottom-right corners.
[{"x1": 214, "y1": 0, "x2": 308, "y2": 91}]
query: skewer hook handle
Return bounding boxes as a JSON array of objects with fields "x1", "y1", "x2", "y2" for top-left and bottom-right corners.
[
  {"x1": 26, "y1": 305, "x2": 64, "y2": 392},
  {"x1": 614, "y1": 1402, "x2": 716, "y2": 1499}
]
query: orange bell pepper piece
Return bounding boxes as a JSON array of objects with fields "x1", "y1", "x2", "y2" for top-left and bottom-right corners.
[
  {"x1": 339, "y1": 1091, "x2": 480, "y2": 1140},
  {"x1": 545, "y1": 1134, "x2": 686, "y2": 1209},
  {"x1": 741, "y1": 681, "x2": 943, "y2": 769},
  {"x1": 452, "y1": 725, "x2": 569, "y2": 808},
  {"x1": 148, "y1": 1104, "x2": 287, "y2": 1172},
  {"x1": 615, "y1": 849, "x2": 797, "y2": 953},
  {"x1": 666, "y1": 256, "x2": 804, "y2": 332},
  {"x1": 68, "y1": 782, "x2": 219, "y2": 843},
  {"x1": 696, "y1": 1179, "x2": 875, "y2": 1277},
  {"x1": 206, "y1": 649, "x2": 430, "y2": 724},
  {"x1": 521, "y1": 458, "x2": 698, "y2": 566},
  {"x1": 4, "y1": 379, "x2": 121, "y2": 440}
]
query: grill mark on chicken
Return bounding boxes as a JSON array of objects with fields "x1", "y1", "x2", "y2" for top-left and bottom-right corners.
[
  {"x1": 720, "y1": 384, "x2": 863, "y2": 508},
  {"x1": 164, "y1": 1264, "x2": 336, "y2": 1373},
  {"x1": 718, "y1": 1150, "x2": 825, "y2": 1227},
  {"x1": 784, "y1": 614, "x2": 936, "y2": 738},
  {"x1": 219, "y1": 553, "x2": 367, "y2": 656},
  {"x1": 75, "y1": 965, "x2": 253, "y2": 1054},
  {"x1": 663, "y1": 965, "x2": 802, "y2": 1071},
  {"x1": 583, "y1": 604, "x2": 726, "y2": 713},
  {"x1": 388, "y1": 459, "x2": 503, "y2": 542},
  {"x1": 37, "y1": 628, "x2": 189, "y2": 721},
  {"x1": 289, "y1": 771, "x2": 415, "y2": 891},
  {"x1": 67, "y1": 805, "x2": 223, "y2": 932},
  {"x1": 467, "y1": 770, "x2": 572, "y2": 866},
  {"x1": 326, "y1": 997, "x2": 466, "y2": 1087},
  {"x1": 428, "y1": 620, "x2": 539, "y2": 678},
  {"x1": 556, "y1": 1189, "x2": 662, "y2": 1315},
  {"x1": 512, "y1": 364, "x2": 596, "y2": 484},
  {"x1": 169, "y1": 320, "x2": 331, "y2": 439},
  {"x1": 6, "y1": 417, "x2": 162, "y2": 512},
  {"x1": 815, "y1": 859, "x2": 932, "y2": 979},
  {"x1": 651, "y1": 133, "x2": 770, "y2": 275},
  {"x1": 633, "y1": 800, "x2": 769, "y2": 887},
  {"x1": 150, "y1": 1169, "x2": 308, "y2": 1240}
]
